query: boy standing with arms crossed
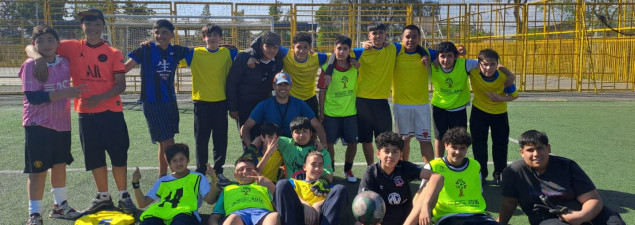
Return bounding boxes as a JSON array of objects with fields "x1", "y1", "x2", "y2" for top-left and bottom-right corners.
[
  {"x1": 468, "y1": 49, "x2": 518, "y2": 185},
  {"x1": 21, "y1": 25, "x2": 87, "y2": 225},
  {"x1": 26, "y1": 8, "x2": 137, "y2": 214}
]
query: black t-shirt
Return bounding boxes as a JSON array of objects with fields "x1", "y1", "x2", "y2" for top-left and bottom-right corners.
[
  {"x1": 358, "y1": 161, "x2": 422, "y2": 225},
  {"x1": 501, "y1": 155, "x2": 596, "y2": 225}
]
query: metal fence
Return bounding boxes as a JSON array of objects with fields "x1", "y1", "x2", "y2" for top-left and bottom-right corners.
[{"x1": 1, "y1": 0, "x2": 634, "y2": 94}]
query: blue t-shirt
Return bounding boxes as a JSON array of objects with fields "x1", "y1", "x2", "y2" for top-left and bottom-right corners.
[
  {"x1": 249, "y1": 96, "x2": 315, "y2": 137},
  {"x1": 128, "y1": 42, "x2": 191, "y2": 102}
]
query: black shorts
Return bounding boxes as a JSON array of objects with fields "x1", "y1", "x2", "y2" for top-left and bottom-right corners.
[
  {"x1": 142, "y1": 100, "x2": 179, "y2": 143},
  {"x1": 356, "y1": 98, "x2": 392, "y2": 143},
  {"x1": 304, "y1": 95, "x2": 319, "y2": 117},
  {"x1": 323, "y1": 115, "x2": 358, "y2": 144},
  {"x1": 432, "y1": 105, "x2": 467, "y2": 140},
  {"x1": 24, "y1": 126, "x2": 73, "y2": 173},
  {"x1": 78, "y1": 111, "x2": 130, "y2": 170}
]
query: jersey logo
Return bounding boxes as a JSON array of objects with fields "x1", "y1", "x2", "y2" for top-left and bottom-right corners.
[
  {"x1": 86, "y1": 65, "x2": 102, "y2": 78},
  {"x1": 387, "y1": 192, "x2": 401, "y2": 205},
  {"x1": 241, "y1": 186, "x2": 252, "y2": 195},
  {"x1": 445, "y1": 78, "x2": 454, "y2": 88},
  {"x1": 422, "y1": 130, "x2": 430, "y2": 138},
  {"x1": 80, "y1": 52, "x2": 85, "y2": 58},
  {"x1": 157, "y1": 59, "x2": 171, "y2": 80},
  {"x1": 158, "y1": 188, "x2": 184, "y2": 208},
  {"x1": 455, "y1": 178, "x2": 467, "y2": 197},
  {"x1": 98, "y1": 54, "x2": 108, "y2": 62},
  {"x1": 394, "y1": 176, "x2": 404, "y2": 187},
  {"x1": 33, "y1": 160, "x2": 43, "y2": 168},
  {"x1": 341, "y1": 76, "x2": 349, "y2": 89},
  {"x1": 98, "y1": 219, "x2": 112, "y2": 225}
]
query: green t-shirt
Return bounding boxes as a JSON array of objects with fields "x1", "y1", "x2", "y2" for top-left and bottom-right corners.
[
  {"x1": 321, "y1": 63, "x2": 358, "y2": 117},
  {"x1": 278, "y1": 136, "x2": 333, "y2": 179}
]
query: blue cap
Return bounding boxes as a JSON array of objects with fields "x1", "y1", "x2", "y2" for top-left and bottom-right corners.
[{"x1": 273, "y1": 72, "x2": 292, "y2": 85}]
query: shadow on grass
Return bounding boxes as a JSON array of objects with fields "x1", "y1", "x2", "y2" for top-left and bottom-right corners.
[{"x1": 598, "y1": 189, "x2": 635, "y2": 214}]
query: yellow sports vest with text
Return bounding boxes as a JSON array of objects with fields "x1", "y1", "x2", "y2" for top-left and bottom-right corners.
[
  {"x1": 290, "y1": 179, "x2": 326, "y2": 205},
  {"x1": 284, "y1": 51, "x2": 322, "y2": 100},
  {"x1": 393, "y1": 47, "x2": 430, "y2": 105},
  {"x1": 357, "y1": 44, "x2": 397, "y2": 99},
  {"x1": 469, "y1": 69, "x2": 518, "y2": 114},
  {"x1": 141, "y1": 173, "x2": 201, "y2": 221},
  {"x1": 321, "y1": 63, "x2": 358, "y2": 117},
  {"x1": 430, "y1": 158, "x2": 486, "y2": 221},
  {"x1": 222, "y1": 183, "x2": 274, "y2": 215},
  {"x1": 431, "y1": 58, "x2": 470, "y2": 109},
  {"x1": 190, "y1": 47, "x2": 233, "y2": 101}
]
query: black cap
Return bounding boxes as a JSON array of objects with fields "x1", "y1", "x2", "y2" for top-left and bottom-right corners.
[{"x1": 78, "y1": 8, "x2": 105, "y2": 23}]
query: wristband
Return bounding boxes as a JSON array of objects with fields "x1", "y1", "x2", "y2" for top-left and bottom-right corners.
[{"x1": 132, "y1": 181, "x2": 140, "y2": 189}]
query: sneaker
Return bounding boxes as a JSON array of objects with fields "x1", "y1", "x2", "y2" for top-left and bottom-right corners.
[
  {"x1": 493, "y1": 173, "x2": 501, "y2": 186},
  {"x1": 50, "y1": 200, "x2": 81, "y2": 219},
  {"x1": 344, "y1": 170, "x2": 357, "y2": 183},
  {"x1": 118, "y1": 193, "x2": 139, "y2": 214},
  {"x1": 82, "y1": 194, "x2": 114, "y2": 215},
  {"x1": 217, "y1": 174, "x2": 231, "y2": 186},
  {"x1": 26, "y1": 213, "x2": 43, "y2": 225}
]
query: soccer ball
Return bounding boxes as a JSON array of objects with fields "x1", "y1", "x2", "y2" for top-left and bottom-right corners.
[{"x1": 352, "y1": 190, "x2": 386, "y2": 224}]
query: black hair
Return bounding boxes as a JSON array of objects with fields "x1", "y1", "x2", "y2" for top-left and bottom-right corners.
[
  {"x1": 442, "y1": 127, "x2": 472, "y2": 147},
  {"x1": 235, "y1": 155, "x2": 256, "y2": 167},
  {"x1": 334, "y1": 35, "x2": 352, "y2": 48},
  {"x1": 165, "y1": 143, "x2": 189, "y2": 162},
  {"x1": 289, "y1": 116, "x2": 313, "y2": 132},
  {"x1": 368, "y1": 21, "x2": 387, "y2": 32},
  {"x1": 260, "y1": 122, "x2": 282, "y2": 137},
  {"x1": 201, "y1": 23, "x2": 223, "y2": 36},
  {"x1": 518, "y1": 130, "x2": 549, "y2": 148},
  {"x1": 375, "y1": 132, "x2": 404, "y2": 151},
  {"x1": 478, "y1": 48, "x2": 500, "y2": 63},
  {"x1": 436, "y1": 41, "x2": 459, "y2": 56},
  {"x1": 32, "y1": 25, "x2": 60, "y2": 42},
  {"x1": 260, "y1": 31, "x2": 282, "y2": 46},
  {"x1": 153, "y1": 19, "x2": 175, "y2": 32},
  {"x1": 403, "y1": 24, "x2": 422, "y2": 36},
  {"x1": 293, "y1": 32, "x2": 312, "y2": 45}
]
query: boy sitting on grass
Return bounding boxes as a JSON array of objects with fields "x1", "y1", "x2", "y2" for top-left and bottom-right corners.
[
  {"x1": 405, "y1": 127, "x2": 499, "y2": 225},
  {"x1": 209, "y1": 156, "x2": 280, "y2": 225},
  {"x1": 131, "y1": 144, "x2": 219, "y2": 225}
]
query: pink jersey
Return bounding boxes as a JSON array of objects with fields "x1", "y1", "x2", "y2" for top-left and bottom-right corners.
[{"x1": 19, "y1": 56, "x2": 72, "y2": 131}]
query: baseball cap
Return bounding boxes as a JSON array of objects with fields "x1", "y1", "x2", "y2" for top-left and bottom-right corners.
[
  {"x1": 273, "y1": 72, "x2": 292, "y2": 85},
  {"x1": 78, "y1": 8, "x2": 105, "y2": 24}
]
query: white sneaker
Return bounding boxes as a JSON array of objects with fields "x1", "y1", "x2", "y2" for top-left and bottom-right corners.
[
  {"x1": 344, "y1": 170, "x2": 357, "y2": 183},
  {"x1": 50, "y1": 200, "x2": 82, "y2": 219},
  {"x1": 217, "y1": 174, "x2": 231, "y2": 186}
]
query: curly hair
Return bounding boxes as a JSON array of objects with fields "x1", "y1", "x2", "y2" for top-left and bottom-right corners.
[{"x1": 375, "y1": 132, "x2": 404, "y2": 151}]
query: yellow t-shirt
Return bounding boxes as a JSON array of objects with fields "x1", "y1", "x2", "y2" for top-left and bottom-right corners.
[
  {"x1": 469, "y1": 69, "x2": 518, "y2": 114},
  {"x1": 283, "y1": 49, "x2": 328, "y2": 100},
  {"x1": 393, "y1": 46, "x2": 430, "y2": 105},
  {"x1": 259, "y1": 150, "x2": 284, "y2": 182},
  {"x1": 356, "y1": 43, "x2": 399, "y2": 99},
  {"x1": 189, "y1": 47, "x2": 237, "y2": 102}
]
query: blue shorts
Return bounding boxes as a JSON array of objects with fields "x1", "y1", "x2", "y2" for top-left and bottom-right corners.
[
  {"x1": 230, "y1": 208, "x2": 273, "y2": 225},
  {"x1": 142, "y1": 101, "x2": 179, "y2": 143}
]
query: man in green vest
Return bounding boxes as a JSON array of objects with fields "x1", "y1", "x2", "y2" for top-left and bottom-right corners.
[
  {"x1": 209, "y1": 156, "x2": 280, "y2": 225},
  {"x1": 405, "y1": 127, "x2": 500, "y2": 225}
]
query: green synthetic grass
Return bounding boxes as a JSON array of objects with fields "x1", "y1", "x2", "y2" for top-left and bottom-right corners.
[{"x1": 1, "y1": 101, "x2": 635, "y2": 224}]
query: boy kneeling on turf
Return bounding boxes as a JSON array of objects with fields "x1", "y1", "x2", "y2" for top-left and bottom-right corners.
[
  {"x1": 209, "y1": 156, "x2": 280, "y2": 225},
  {"x1": 131, "y1": 144, "x2": 219, "y2": 225},
  {"x1": 275, "y1": 151, "x2": 349, "y2": 225},
  {"x1": 358, "y1": 132, "x2": 444, "y2": 225},
  {"x1": 405, "y1": 127, "x2": 500, "y2": 225}
]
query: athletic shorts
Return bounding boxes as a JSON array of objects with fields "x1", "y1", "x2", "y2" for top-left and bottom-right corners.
[
  {"x1": 78, "y1": 111, "x2": 130, "y2": 170},
  {"x1": 230, "y1": 208, "x2": 273, "y2": 225},
  {"x1": 142, "y1": 100, "x2": 179, "y2": 143},
  {"x1": 323, "y1": 115, "x2": 358, "y2": 144},
  {"x1": 432, "y1": 105, "x2": 467, "y2": 140},
  {"x1": 356, "y1": 98, "x2": 392, "y2": 143},
  {"x1": 393, "y1": 104, "x2": 432, "y2": 142},
  {"x1": 304, "y1": 95, "x2": 319, "y2": 117},
  {"x1": 24, "y1": 126, "x2": 73, "y2": 173}
]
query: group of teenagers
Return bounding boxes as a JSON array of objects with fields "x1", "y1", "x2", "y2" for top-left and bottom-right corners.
[{"x1": 19, "y1": 7, "x2": 625, "y2": 225}]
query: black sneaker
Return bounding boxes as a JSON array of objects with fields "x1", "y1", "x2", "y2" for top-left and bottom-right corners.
[
  {"x1": 26, "y1": 213, "x2": 42, "y2": 225},
  {"x1": 82, "y1": 194, "x2": 114, "y2": 215},
  {"x1": 118, "y1": 192, "x2": 139, "y2": 214},
  {"x1": 493, "y1": 173, "x2": 501, "y2": 186}
]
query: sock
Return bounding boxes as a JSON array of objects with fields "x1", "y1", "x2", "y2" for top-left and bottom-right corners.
[
  {"x1": 29, "y1": 200, "x2": 42, "y2": 215},
  {"x1": 98, "y1": 192, "x2": 111, "y2": 201},
  {"x1": 344, "y1": 162, "x2": 353, "y2": 172},
  {"x1": 51, "y1": 187, "x2": 67, "y2": 205},
  {"x1": 118, "y1": 190, "x2": 129, "y2": 199}
]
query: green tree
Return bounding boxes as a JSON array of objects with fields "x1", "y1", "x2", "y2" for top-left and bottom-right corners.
[{"x1": 200, "y1": 4, "x2": 212, "y2": 24}]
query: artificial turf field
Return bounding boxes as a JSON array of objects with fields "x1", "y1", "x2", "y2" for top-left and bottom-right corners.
[{"x1": 1, "y1": 97, "x2": 634, "y2": 224}]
